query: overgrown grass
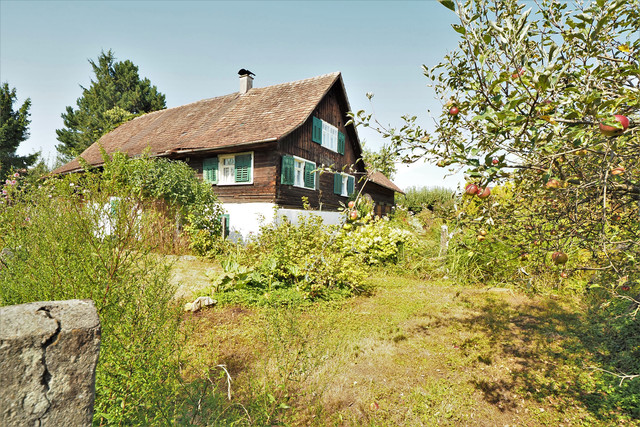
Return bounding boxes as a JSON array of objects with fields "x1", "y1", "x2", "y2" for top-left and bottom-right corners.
[{"x1": 179, "y1": 270, "x2": 639, "y2": 425}]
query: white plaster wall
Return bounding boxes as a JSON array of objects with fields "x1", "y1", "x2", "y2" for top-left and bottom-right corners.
[{"x1": 222, "y1": 203, "x2": 343, "y2": 242}]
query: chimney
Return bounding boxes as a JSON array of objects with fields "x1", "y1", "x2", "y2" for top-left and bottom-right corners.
[{"x1": 238, "y1": 69, "x2": 254, "y2": 94}]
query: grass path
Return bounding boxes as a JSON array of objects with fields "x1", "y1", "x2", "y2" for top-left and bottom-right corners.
[{"x1": 181, "y1": 271, "x2": 634, "y2": 426}]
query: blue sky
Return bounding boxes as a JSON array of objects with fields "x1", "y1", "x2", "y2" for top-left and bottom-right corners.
[{"x1": 1, "y1": 0, "x2": 464, "y2": 189}]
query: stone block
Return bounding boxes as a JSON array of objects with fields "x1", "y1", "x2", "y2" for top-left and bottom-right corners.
[{"x1": 0, "y1": 299, "x2": 101, "y2": 426}]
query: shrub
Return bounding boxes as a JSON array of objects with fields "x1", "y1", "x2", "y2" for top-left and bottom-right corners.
[
  {"x1": 206, "y1": 213, "x2": 371, "y2": 305},
  {"x1": 395, "y1": 186, "x2": 456, "y2": 217},
  {"x1": 0, "y1": 158, "x2": 228, "y2": 424},
  {"x1": 98, "y1": 151, "x2": 225, "y2": 254}
]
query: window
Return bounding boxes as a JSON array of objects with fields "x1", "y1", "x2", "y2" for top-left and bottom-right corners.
[
  {"x1": 202, "y1": 152, "x2": 253, "y2": 185},
  {"x1": 333, "y1": 172, "x2": 355, "y2": 197},
  {"x1": 312, "y1": 116, "x2": 345, "y2": 155},
  {"x1": 281, "y1": 155, "x2": 316, "y2": 190},
  {"x1": 220, "y1": 156, "x2": 235, "y2": 184}
]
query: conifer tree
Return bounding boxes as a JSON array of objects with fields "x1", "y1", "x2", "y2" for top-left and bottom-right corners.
[
  {"x1": 56, "y1": 50, "x2": 166, "y2": 160},
  {"x1": 0, "y1": 83, "x2": 37, "y2": 180}
]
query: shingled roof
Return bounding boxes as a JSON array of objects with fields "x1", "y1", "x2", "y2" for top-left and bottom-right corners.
[
  {"x1": 367, "y1": 171, "x2": 405, "y2": 194},
  {"x1": 53, "y1": 72, "x2": 345, "y2": 174}
]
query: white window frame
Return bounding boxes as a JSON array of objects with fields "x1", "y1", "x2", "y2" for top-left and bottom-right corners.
[
  {"x1": 321, "y1": 120, "x2": 339, "y2": 152},
  {"x1": 293, "y1": 156, "x2": 316, "y2": 190},
  {"x1": 338, "y1": 172, "x2": 354, "y2": 197},
  {"x1": 217, "y1": 151, "x2": 254, "y2": 186}
]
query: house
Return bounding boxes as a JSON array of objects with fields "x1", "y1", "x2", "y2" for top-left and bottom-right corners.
[{"x1": 53, "y1": 71, "x2": 404, "y2": 239}]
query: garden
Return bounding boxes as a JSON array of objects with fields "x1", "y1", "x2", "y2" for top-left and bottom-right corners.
[{"x1": 1, "y1": 0, "x2": 638, "y2": 424}]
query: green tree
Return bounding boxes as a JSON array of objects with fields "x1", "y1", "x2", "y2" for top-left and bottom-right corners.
[
  {"x1": 361, "y1": 141, "x2": 399, "y2": 179},
  {"x1": 56, "y1": 49, "x2": 166, "y2": 160},
  {"x1": 0, "y1": 83, "x2": 37, "y2": 180}
]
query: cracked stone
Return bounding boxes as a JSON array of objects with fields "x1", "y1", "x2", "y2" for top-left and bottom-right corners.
[{"x1": 0, "y1": 299, "x2": 101, "y2": 426}]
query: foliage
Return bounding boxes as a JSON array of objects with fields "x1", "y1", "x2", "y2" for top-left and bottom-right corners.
[
  {"x1": 340, "y1": 214, "x2": 413, "y2": 266},
  {"x1": 361, "y1": 140, "x2": 399, "y2": 179},
  {"x1": 0, "y1": 172, "x2": 179, "y2": 424},
  {"x1": 97, "y1": 151, "x2": 225, "y2": 254},
  {"x1": 351, "y1": 0, "x2": 639, "y2": 304},
  {"x1": 0, "y1": 83, "x2": 37, "y2": 181},
  {"x1": 207, "y1": 213, "x2": 370, "y2": 305},
  {"x1": 0, "y1": 157, "x2": 230, "y2": 424},
  {"x1": 395, "y1": 185, "x2": 456, "y2": 216},
  {"x1": 56, "y1": 49, "x2": 166, "y2": 161}
]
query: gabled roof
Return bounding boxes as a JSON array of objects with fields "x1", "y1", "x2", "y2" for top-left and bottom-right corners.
[
  {"x1": 53, "y1": 72, "x2": 345, "y2": 174},
  {"x1": 367, "y1": 171, "x2": 405, "y2": 194}
]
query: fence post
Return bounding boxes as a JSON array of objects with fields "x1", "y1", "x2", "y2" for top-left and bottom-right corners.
[{"x1": 440, "y1": 224, "x2": 449, "y2": 256}]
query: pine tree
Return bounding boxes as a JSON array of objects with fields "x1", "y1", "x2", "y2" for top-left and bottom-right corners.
[
  {"x1": 0, "y1": 83, "x2": 37, "y2": 180},
  {"x1": 56, "y1": 50, "x2": 166, "y2": 160}
]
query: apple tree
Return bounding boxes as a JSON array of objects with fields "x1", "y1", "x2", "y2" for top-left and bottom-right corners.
[{"x1": 351, "y1": 0, "x2": 639, "y2": 300}]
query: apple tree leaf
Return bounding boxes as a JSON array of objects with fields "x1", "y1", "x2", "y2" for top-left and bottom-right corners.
[{"x1": 438, "y1": 0, "x2": 456, "y2": 12}]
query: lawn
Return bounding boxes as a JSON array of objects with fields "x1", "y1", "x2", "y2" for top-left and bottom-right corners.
[{"x1": 177, "y1": 267, "x2": 637, "y2": 426}]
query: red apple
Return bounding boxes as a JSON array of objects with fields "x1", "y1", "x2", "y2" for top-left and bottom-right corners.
[
  {"x1": 492, "y1": 158, "x2": 499, "y2": 165},
  {"x1": 511, "y1": 68, "x2": 525, "y2": 79},
  {"x1": 611, "y1": 166, "x2": 625, "y2": 176},
  {"x1": 552, "y1": 251, "x2": 568, "y2": 265},
  {"x1": 350, "y1": 210, "x2": 358, "y2": 220},
  {"x1": 449, "y1": 106, "x2": 459, "y2": 115},
  {"x1": 348, "y1": 201, "x2": 355, "y2": 209},
  {"x1": 477, "y1": 187, "x2": 491, "y2": 199},
  {"x1": 621, "y1": 285, "x2": 631, "y2": 292},
  {"x1": 599, "y1": 115, "x2": 629, "y2": 137},
  {"x1": 546, "y1": 179, "x2": 561, "y2": 189},
  {"x1": 465, "y1": 183, "x2": 479, "y2": 195}
]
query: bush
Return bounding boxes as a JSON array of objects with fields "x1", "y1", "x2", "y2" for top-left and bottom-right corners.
[
  {"x1": 395, "y1": 186, "x2": 456, "y2": 217},
  {"x1": 208, "y1": 213, "x2": 370, "y2": 304},
  {"x1": 98, "y1": 151, "x2": 225, "y2": 254},
  {"x1": 0, "y1": 158, "x2": 228, "y2": 424}
]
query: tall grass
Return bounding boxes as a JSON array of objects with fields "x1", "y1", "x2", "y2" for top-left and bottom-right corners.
[{"x1": 0, "y1": 165, "x2": 229, "y2": 424}]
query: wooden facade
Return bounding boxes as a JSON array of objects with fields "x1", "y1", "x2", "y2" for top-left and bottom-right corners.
[
  {"x1": 181, "y1": 80, "x2": 373, "y2": 211},
  {"x1": 54, "y1": 71, "x2": 402, "y2": 215}
]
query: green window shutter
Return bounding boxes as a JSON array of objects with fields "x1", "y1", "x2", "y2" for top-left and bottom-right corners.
[
  {"x1": 235, "y1": 154, "x2": 252, "y2": 183},
  {"x1": 304, "y1": 162, "x2": 315, "y2": 189},
  {"x1": 312, "y1": 117, "x2": 322, "y2": 144},
  {"x1": 338, "y1": 131, "x2": 345, "y2": 155},
  {"x1": 334, "y1": 173, "x2": 342, "y2": 195},
  {"x1": 203, "y1": 157, "x2": 218, "y2": 184},
  {"x1": 281, "y1": 155, "x2": 294, "y2": 185},
  {"x1": 347, "y1": 175, "x2": 355, "y2": 196}
]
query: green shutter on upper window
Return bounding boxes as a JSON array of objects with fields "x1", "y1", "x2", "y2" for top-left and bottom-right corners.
[
  {"x1": 281, "y1": 155, "x2": 294, "y2": 185},
  {"x1": 312, "y1": 117, "x2": 323, "y2": 144},
  {"x1": 203, "y1": 157, "x2": 218, "y2": 184},
  {"x1": 347, "y1": 175, "x2": 355, "y2": 196},
  {"x1": 334, "y1": 173, "x2": 342, "y2": 195},
  {"x1": 304, "y1": 162, "x2": 315, "y2": 189},
  {"x1": 337, "y1": 131, "x2": 345, "y2": 155},
  {"x1": 235, "y1": 154, "x2": 252, "y2": 183}
]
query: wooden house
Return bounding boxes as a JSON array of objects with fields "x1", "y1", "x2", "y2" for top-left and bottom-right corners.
[{"x1": 53, "y1": 71, "x2": 403, "y2": 238}]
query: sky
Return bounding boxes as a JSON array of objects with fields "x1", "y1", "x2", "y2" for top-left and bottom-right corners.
[{"x1": 1, "y1": 0, "x2": 465, "y2": 190}]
